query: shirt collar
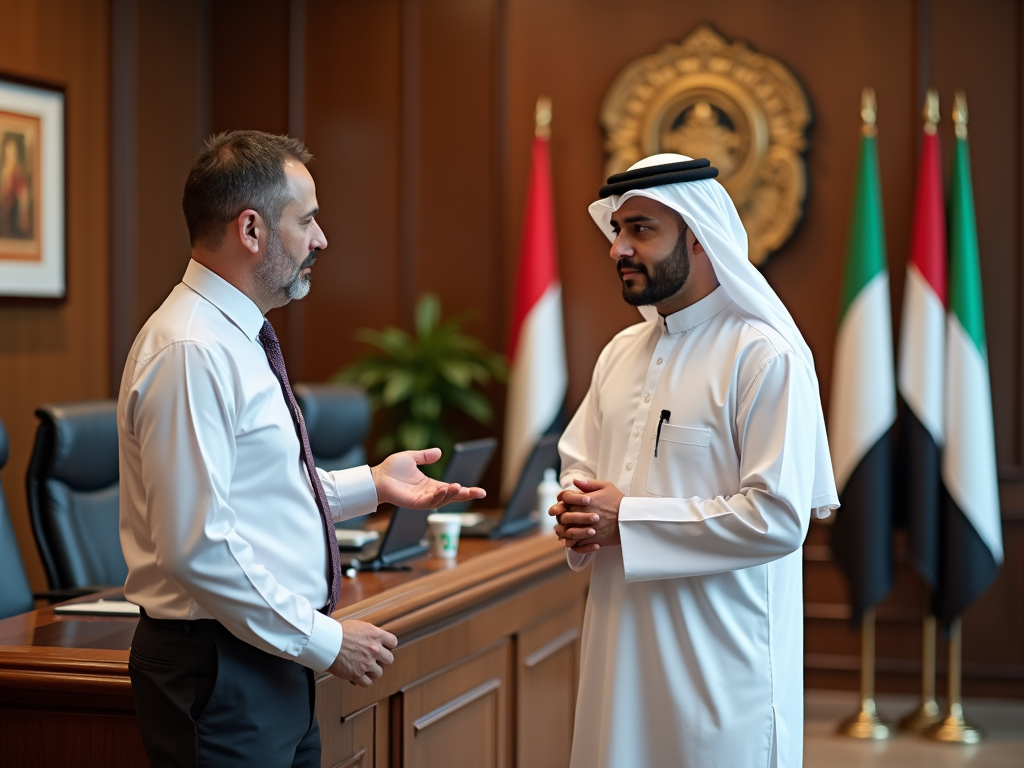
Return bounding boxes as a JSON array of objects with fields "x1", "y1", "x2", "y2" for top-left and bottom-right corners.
[
  {"x1": 181, "y1": 259, "x2": 266, "y2": 341},
  {"x1": 661, "y1": 284, "x2": 732, "y2": 335}
]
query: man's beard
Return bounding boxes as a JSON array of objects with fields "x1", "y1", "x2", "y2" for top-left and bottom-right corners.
[
  {"x1": 254, "y1": 228, "x2": 317, "y2": 303},
  {"x1": 619, "y1": 234, "x2": 690, "y2": 306}
]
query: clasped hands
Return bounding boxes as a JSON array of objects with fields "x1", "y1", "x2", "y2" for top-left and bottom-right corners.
[
  {"x1": 332, "y1": 448, "x2": 485, "y2": 687},
  {"x1": 548, "y1": 478, "x2": 624, "y2": 553}
]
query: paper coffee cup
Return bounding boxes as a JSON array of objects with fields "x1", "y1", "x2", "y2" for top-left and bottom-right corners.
[{"x1": 427, "y1": 513, "x2": 462, "y2": 558}]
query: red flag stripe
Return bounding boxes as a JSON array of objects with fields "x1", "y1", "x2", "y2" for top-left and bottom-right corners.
[
  {"x1": 910, "y1": 131, "x2": 948, "y2": 304},
  {"x1": 508, "y1": 136, "x2": 559, "y2": 362}
]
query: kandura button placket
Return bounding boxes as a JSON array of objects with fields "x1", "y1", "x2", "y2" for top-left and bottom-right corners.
[{"x1": 619, "y1": 323, "x2": 682, "y2": 493}]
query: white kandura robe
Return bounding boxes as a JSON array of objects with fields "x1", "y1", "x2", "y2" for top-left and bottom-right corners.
[{"x1": 561, "y1": 286, "x2": 831, "y2": 768}]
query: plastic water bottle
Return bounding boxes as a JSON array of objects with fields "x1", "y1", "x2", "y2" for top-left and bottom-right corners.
[{"x1": 536, "y1": 467, "x2": 561, "y2": 531}]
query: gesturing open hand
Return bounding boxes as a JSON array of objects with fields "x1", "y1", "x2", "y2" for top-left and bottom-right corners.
[{"x1": 371, "y1": 448, "x2": 486, "y2": 509}]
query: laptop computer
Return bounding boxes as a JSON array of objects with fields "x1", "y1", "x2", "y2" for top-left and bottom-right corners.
[
  {"x1": 341, "y1": 437, "x2": 497, "y2": 570},
  {"x1": 461, "y1": 431, "x2": 561, "y2": 539}
]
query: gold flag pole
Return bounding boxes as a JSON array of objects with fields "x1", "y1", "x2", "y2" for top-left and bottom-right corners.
[
  {"x1": 898, "y1": 590, "x2": 941, "y2": 732},
  {"x1": 535, "y1": 96, "x2": 552, "y2": 139},
  {"x1": 925, "y1": 618, "x2": 983, "y2": 743},
  {"x1": 897, "y1": 89, "x2": 944, "y2": 735},
  {"x1": 836, "y1": 89, "x2": 892, "y2": 741},
  {"x1": 924, "y1": 92, "x2": 983, "y2": 746},
  {"x1": 837, "y1": 608, "x2": 894, "y2": 739}
]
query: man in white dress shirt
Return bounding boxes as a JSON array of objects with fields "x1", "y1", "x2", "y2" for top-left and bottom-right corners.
[
  {"x1": 551, "y1": 155, "x2": 839, "y2": 767},
  {"x1": 119, "y1": 131, "x2": 484, "y2": 768}
]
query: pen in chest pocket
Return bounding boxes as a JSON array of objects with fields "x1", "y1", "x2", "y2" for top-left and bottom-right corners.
[{"x1": 655, "y1": 410, "x2": 671, "y2": 457}]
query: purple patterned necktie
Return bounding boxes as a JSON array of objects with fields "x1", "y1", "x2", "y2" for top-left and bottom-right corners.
[{"x1": 259, "y1": 319, "x2": 342, "y2": 615}]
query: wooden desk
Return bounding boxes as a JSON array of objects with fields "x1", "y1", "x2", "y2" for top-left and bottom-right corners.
[{"x1": 0, "y1": 531, "x2": 588, "y2": 768}]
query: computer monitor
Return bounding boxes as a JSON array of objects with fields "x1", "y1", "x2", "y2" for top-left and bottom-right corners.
[{"x1": 462, "y1": 431, "x2": 562, "y2": 539}]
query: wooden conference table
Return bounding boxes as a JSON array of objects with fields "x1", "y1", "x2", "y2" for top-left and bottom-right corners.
[{"x1": 0, "y1": 522, "x2": 589, "y2": 768}]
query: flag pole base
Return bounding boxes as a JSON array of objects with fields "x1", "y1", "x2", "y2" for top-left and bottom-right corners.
[
  {"x1": 924, "y1": 709, "x2": 983, "y2": 744},
  {"x1": 925, "y1": 620, "x2": 983, "y2": 744},
  {"x1": 898, "y1": 697, "x2": 942, "y2": 733},
  {"x1": 837, "y1": 698, "x2": 894, "y2": 740}
]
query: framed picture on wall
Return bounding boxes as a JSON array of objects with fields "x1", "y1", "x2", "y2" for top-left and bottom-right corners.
[{"x1": 0, "y1": 73, "x2": 65, "y2": 300}]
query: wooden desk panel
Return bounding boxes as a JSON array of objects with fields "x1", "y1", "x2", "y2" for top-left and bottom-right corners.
[{"x1": 0, "y1": 531, "x2": 589, "y2": 768}]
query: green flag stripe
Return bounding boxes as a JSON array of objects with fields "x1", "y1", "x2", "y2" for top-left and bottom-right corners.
[
  {"x1": 948, "y1": 137, "x2": 987, "y2": 355},
  {"x1": 840, "y1": 134, "x2": 888, "y2": 321}
]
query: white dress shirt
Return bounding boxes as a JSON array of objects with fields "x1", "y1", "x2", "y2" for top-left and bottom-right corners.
[
  {"x1": 118, "y1": 259, "x2": 378, "y2": 673},
  {"x1": 561, "y1": 286, "x2": 823, "y2": 768}
]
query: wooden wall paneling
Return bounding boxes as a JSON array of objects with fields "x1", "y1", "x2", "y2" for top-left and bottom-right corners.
[
  {"x1": 286, "y1": 0, "x2": 308, "y2": 378},
  {"x1": 515, "y1": 599, "x2": 584, "y2": 768},
  {"x1": 300, "y1": 0, "x2": 403, "y2": 385},
  {"x1": 414, "y1": 0, "x2": 500, "y2": 352},
  {"x1": 502, "y1": 0, "x2": 917, "y2": 414},
  {"x1": 134, "y1": 0, "x2": 204, "y2": 332},
  {"x1": 208, "y1": 0, "x2": 294, "y2": 361},
  {"x1": 0, "y1": 0, "x2": 112, "y2": 591},
  {"x1": 400, "y1": 640, "x2": 509, "y2": 768},
  {"x1": 923, "y1": 0, "x2": 1024, "y2": 694},
  {"x1": 111, "y1": 0, "x2": 138, "y2": 392},
  {"x1": 930, "y1": 0, "x2": 1023, "y2": 485}
]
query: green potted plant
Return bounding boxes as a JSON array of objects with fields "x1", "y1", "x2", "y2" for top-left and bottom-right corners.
[{"x1": 334, "y1": 294, "x2": 507, "y2": 478}]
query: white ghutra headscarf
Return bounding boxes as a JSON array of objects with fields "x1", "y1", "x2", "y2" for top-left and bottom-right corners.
[{"x1": 588, "y1": 153, "x2": 839, "y2": 516}]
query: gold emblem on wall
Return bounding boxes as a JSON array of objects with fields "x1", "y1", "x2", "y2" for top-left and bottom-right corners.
[{"x1": 600, "y1": 24, "x2": 811, "y2": 265}]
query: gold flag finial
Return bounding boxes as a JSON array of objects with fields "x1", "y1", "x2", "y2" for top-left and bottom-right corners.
[
  {"x1": 924, "y1": 88, "x2": 940, "y2": 134},
  {"x1": 953, "y1": 91, "x2": 968, "y2": 140},
  {"x1": 860, "y1": 87, "x2": 877, "y2": 137},
  {"x1": 535, "y1": 96, "x2": 552, "y2": 139}
]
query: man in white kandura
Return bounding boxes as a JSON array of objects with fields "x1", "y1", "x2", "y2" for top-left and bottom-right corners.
[{"x1": 551, "y1": 154, "x2": 839, "y2": 768}]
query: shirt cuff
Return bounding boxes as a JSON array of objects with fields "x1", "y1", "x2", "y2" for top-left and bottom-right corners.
[
  {"x1": 297, "y1": 611, "x2": 344, "y2": 673},
  {"x1": 323, "y1": 465, "x2": 379, "y2": 521}
]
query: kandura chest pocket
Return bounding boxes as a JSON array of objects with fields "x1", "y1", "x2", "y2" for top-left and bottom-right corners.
[{"x1": 645, "y1": 424, "x2": 712, "y2": 498}]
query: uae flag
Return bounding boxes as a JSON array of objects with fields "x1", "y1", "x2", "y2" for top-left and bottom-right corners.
[
  {"x1": 501, "y1": 128, "x2": 567, "y2": 497},
  {"x1": 936, "y1": 102, "x2": 1003, "y2": 625},
  {"x1": 828, "y1": 116, "x2": 897, "y2": 621},
  {"x1": 895, "y1": 116, "x2": 947, "y2": 588}
]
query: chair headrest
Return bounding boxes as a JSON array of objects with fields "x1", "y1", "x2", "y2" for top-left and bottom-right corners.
[
  {"x1": 35, "y1": 400, "x2": 119, "y2": 490},
  {"x1": 293, "y1": 384, "x2": 370, "y2": 461},
  {"x1": 0, "y1": 417, "x2": 8, "y2": 470}
]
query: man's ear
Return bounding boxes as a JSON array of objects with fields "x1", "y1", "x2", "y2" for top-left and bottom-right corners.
[
  {"x1": 235, "y1": 209, "x2": 263, "y2": 255},
  {"x1": 685, "y1": 226, "x2": 706, "y2": 257}
]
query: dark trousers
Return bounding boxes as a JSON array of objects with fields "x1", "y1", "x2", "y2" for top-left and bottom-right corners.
[{"x1": 129, "y1": 610, "x2": 320, "y2": 768}]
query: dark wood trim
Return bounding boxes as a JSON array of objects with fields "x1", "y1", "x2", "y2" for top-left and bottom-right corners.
[
  {"x1": 110, "y1": 0, "x2": 138, "y2": 395},
  {"x1": 492, "y1": 0, "x2": 509, "y2": 350},
  {"x1": 1011, "y1": 0, "x2": 1024, "y2": 480},
  {"x1": 399, "y1": 0, "x2": 420, "y2": 332},
  {"x1": 286, "y1": 0, "x2": 307, "y2": 379},
  {"x1": 194, "y1": 0, "x2": 211, "y2": 154}
]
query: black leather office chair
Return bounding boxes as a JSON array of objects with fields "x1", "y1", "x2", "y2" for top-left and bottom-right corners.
[
  {"x1": 0, "y1": 417, "x2": 35, "y2": 619},
  {"x1": 293, "y1": 383, "x2": 370, "y2": 472},
  {"x1": 26, "y1": 400, "x2": 127, "y2": 591}
]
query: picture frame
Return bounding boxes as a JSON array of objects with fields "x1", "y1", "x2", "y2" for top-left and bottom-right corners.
[{"x1": 0, "y1": 73, "x2": 65, "y2": 300}]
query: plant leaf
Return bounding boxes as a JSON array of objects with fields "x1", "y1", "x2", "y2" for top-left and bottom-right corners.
[
  {"x1": 398, "y1": 421, "x2": 431, "y2": 450},
  {"x1": 410, "y1": 392, "x2": 442, "y2": 420},
  {"x1": 437, "y1": 360, "x2": 474, "y2": 388},
  {"x1": 415, "y1": 293, "x2": 441, "y2": 338},
  {"x1": 382, "y1": 370, "x2": 416, "y2": 405},
  {"x1": 445, "y1": 387, "x2": 493, "y2": 423},
  {"x1": 355, "y1": 327, "x2": 415, "y2": 361}
]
